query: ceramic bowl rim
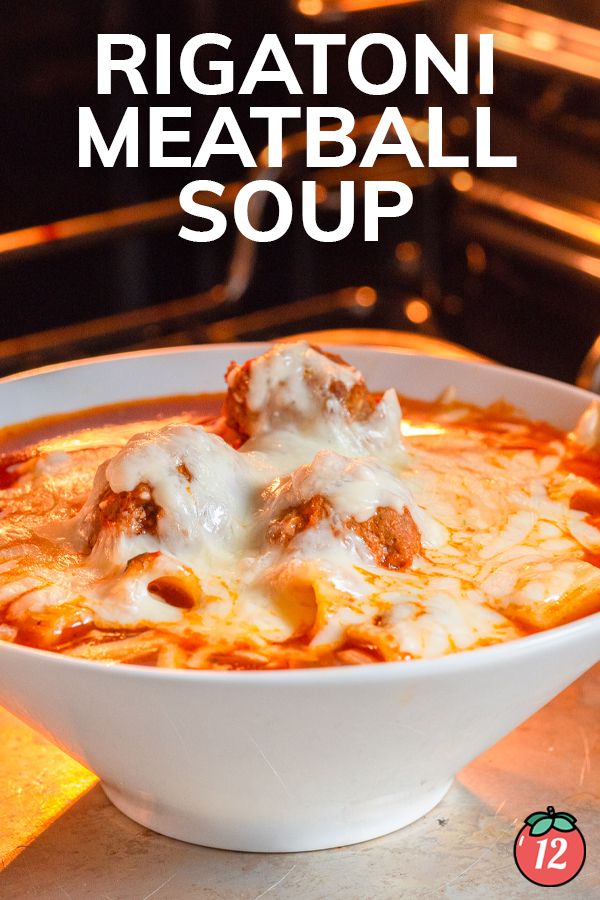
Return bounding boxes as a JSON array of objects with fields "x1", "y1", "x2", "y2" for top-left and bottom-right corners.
[{"x1": 1, "y1": 342, "x2": 599, "y2": 684}]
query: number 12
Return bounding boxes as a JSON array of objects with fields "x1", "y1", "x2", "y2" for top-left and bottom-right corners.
[{"x1": 535, "y1": 837, "x2": 568, "y2": 870}]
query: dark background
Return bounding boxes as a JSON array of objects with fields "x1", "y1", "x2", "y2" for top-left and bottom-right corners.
[{"x1": 1, "y1": 0, "x2": 599, "y2": 383}]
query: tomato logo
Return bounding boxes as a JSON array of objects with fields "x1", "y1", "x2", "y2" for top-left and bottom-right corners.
[{"x1": 514, "y1": 805, "x2": 586, "y2": 887}]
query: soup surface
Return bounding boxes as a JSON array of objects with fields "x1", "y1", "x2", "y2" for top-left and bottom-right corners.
[{"x1": 1, "y1": 342, "x2": 600, "y2": 669}]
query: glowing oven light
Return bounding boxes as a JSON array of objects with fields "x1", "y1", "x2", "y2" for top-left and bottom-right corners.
[
  {"x1": 524, "y1": 28, "x2": 559, "y2": 54},
  {"x1": 404, "y1": 298, "x2": 432, "y2": 324},
  {"x1": 297, "y1": 0, "x2": 324, "y2": 14},
  {"x1": 295, "y1": 0, "x2": 424, "y2": 16},
  {"x1": 401, "y1": 421, "x2": 446, "y2": 436},
  {"x1": 354, "y1": 285, "x2": 377, "y2": 307},
  {"x1": 451, "y1": 171, "x2": 474, "y2": 193},
  {"x1": 457, "y1": 2, "x2": 600, "y2": 81}
]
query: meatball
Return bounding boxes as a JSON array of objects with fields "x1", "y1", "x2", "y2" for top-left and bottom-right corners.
[
  {"x1": 329, "y1": 378, "x2": 378, "y2": 422},
  {"x1": 262, "y1": 450, "x2": 424, "y2": 570},
  {"x1": 348, "y1": 506, "x2": 421, "y2": 570},
  {"x1": 86, "y1": 481, "x2": 160, "y2": 548},
  {"x1": 268, "y1": 493, "x2": 421, "y2": 570},
  {"x1": 224, "y1": 358, "x2": 254, "y2": 441},
  {"x1": 267, "y1": 495, "x2": 333, "y2": 546},
  {"x1": 223, "y1": 342, "x2": 379, "y2": 442},
  {"x1": 75, "y1": 423, "x2": 258, "y2": 570}
]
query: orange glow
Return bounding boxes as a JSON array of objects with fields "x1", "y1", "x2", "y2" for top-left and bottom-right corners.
[
  {"x1": 451, "y1": 171, "x2": 474, "y2": 193},
  {"x1": 0, "y1": 186, "x2": 244, "y2": 259},
  {"x1": 525, "y1": 28, "x2": 558, "y2": 53},
  {"x1": 295, "y1": 0, "x2": 422, "y2": 15},
  {"x1": 0, "y1": 707, "x2": 97, "y2": 868},
  {"x1": 282, "y1": 328, "x2": 488, "y2": 362},
  {"x1": 404, "y1": 298, "x2": 431, "y2": 324},
  {"x1": 395, "y1": 241, "x2": 421, "y2": 265},
  {"x1": 314, "y1": 183, "x2": 328, "y2": 204},
  {"x1": 354, "y1": 285, "x2": 377, "y2": 308},
  {"x1": 466, "y1": 180, "x2": 600, "y2": 248},
  {"x1": 458, "y1": 669, "x2": 599, "y2": 820},
  {"x1": 575, "y1": 253, "x2": 600, "y2": 280},
  {"x1": 466, "y1": 242, "x2": 487, "y2": 274},
  {"x1": 448, "y1": 115, "x2": 469, "y2": 137},
  {"x1": 411, "y1": 121, "x2": 429, "y2": 144},
  {"x1": 402, "y1": 421, "x2": 445, "y2": 437},
  {"x1": 297, "y1": 0, "x2": 323, "y2": 14},
  {"x1": 457, "y1": 2, "x2": 600, "y2": 81}
]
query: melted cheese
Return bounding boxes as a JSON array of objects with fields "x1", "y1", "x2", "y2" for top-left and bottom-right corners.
[
  {"x1": 572, "y1": 399, "x2": 600, "y2": 450},
  {"x1": 74, "y1": 424, "x2": 268, "y2": 571},
  {"x1": 260, "y1": 450, "x2": 440, "y2": 548},
  {"x1": 1, "y1": 349, "x2": 600, "y2": 665},
  {"x1": 234, "y1": 341, "x2": 406, "y2": 464}
]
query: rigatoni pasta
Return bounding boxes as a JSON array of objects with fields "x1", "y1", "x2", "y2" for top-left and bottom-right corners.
[{"x1": 1, "y1": 342, "x2": 599, "y2": 669}]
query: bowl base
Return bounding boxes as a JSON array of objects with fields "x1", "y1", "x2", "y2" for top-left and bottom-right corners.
[{"x1": 101, "y1": 779, "x2": 453, "y2": 853}]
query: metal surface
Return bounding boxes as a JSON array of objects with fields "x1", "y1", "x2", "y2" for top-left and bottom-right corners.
[
  {"x1": 1, "y1": 665, "x2": 598, "y2": 897},
  {"x1": 293, "y1": 0, "x2": 425, "y2": 17},
  {"x1": 283, "y1": 327, "x2": 491, "y2": 361},
  {"x1": 455, "y1": 2, "x2": 600, "y2": 81},
  {"x1": 0, "y1": 708, "x2": 97, "y2": 871},
  {"x1": 0, "y1": 187, "x2": 244, "y2": 264},
  {"x1": 0, "y1": 289, "x2": 379, "y2": 378}
]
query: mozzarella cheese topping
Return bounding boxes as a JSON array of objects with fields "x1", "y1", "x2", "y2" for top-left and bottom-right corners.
[
  {"x1": 0, "y1": 342, "x2": 599, "y2": 667},
  {"x1": 75, "y1": 425, "x2": 267, "y2": 569},
  {"x1": 572, "y1": 399, "x2": 600, "y2": 450},
  {"x1": 228, "y1": 341, "x2": 406, "y2": 464}
]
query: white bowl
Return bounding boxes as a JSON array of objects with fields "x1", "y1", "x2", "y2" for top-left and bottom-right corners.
[{"x1": 0, "y1": 344, "x2": 599, "y2": 853}]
